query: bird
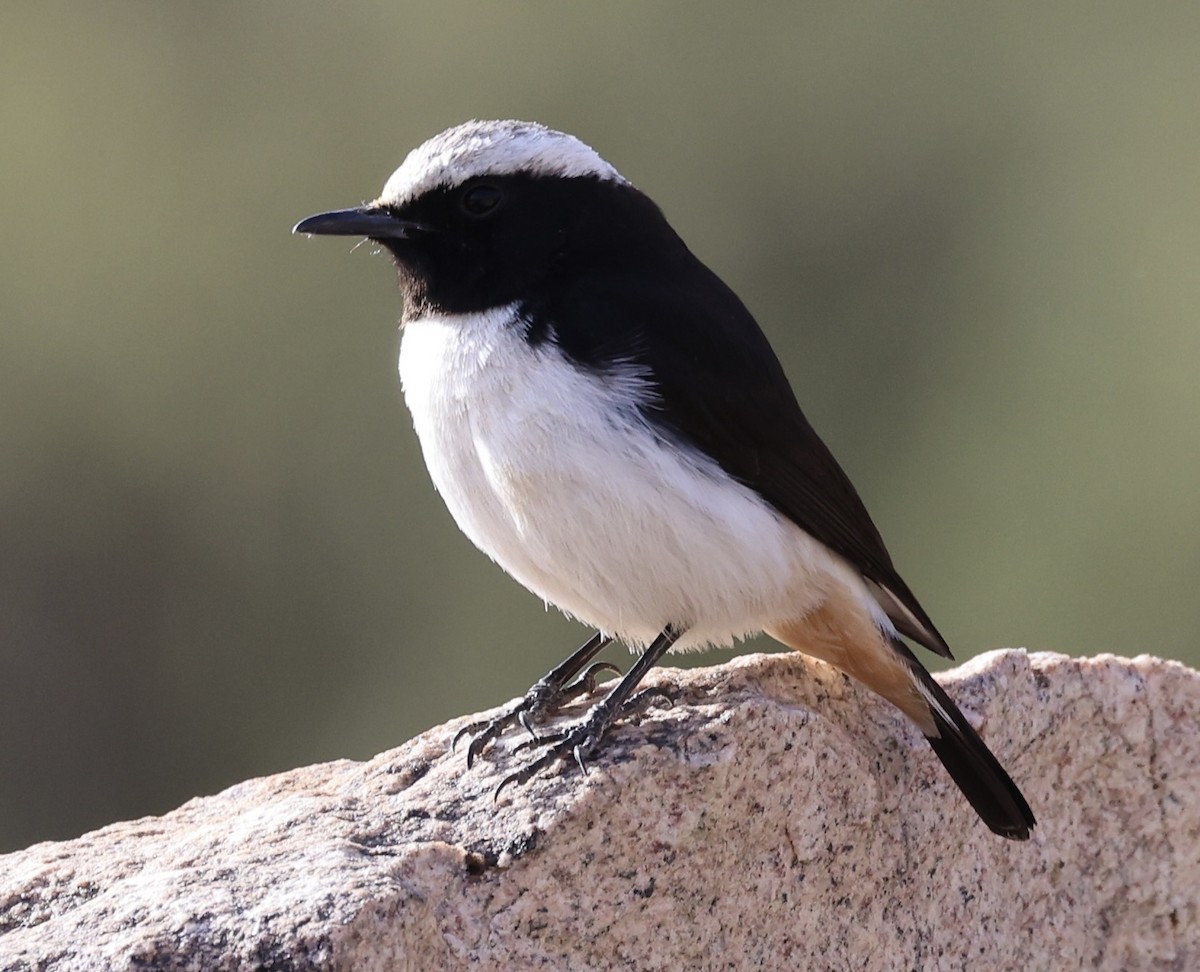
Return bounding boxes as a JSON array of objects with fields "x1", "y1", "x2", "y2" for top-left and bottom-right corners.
[{"x1": 293, "y1": 119, "x2": 1035, "y2": 840}]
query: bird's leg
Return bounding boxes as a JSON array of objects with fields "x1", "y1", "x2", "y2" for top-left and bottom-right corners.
[
  {"x1": 518, "y1": 660, "x2": 625, "y2": 735},
  {"x1": 509, "y1": 679, "x2": 675, "y2": 755},
  {"x1": 494, "y1": 624, "x2": 682, "y2": 798},
  {"x1": 452, "y1": 631, "x2": 614, "y2": 767}
]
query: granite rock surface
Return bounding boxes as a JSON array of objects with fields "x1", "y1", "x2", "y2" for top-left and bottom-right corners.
[{"x1": 0, "y1": 650, "x2": 1195, "y2": 971}]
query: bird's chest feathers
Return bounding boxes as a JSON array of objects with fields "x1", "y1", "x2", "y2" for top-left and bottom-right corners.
[
  {"x1": 398, "y1": 306, "x2": 650, "y2": 537},
  {"x1": 397, "y1": 305, "x2": 829, "y2": 647}
]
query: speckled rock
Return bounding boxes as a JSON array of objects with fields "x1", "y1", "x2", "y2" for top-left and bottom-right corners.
[{"x1": 0, "y1": 650, "x2": 1196, "y2": 971}]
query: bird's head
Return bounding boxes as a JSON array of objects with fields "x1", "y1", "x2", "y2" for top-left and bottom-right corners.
[{"x1": 294, "y1": 120, "x2": 657, "y2": 319}]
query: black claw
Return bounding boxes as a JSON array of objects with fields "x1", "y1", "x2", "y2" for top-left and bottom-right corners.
[
  {"x1": 465, "y1": 725, "x2": 502, "y2": 768},
  {"x1": 563, "y1": 661, "x2": 622, "y2": 700},
  {"x1": 491, "y1": 722, "x2": 601, "y2": 800},
  {"x1": 453, "y1": 717, "x2": 497, "y2": 759},
  {"x1": 454, "y1": 696, "x2": 547, "y2": 768},
  {"x1": 517, "y1": 709, "x2": 539, "y2": 742},
  {"x1": 452, "y1": 632, "x2": 614, "y2": 768},
  {"x1": 483, "y1": 626, "x2": 683, "y2": 798},
  {"x1": 493, "y1": 745, "x2": 568, "y2": 802},
  {"x1": 492, "y1": 714, "x2": 610, "y2": 798},
  {"x1": 625, "y1": 687, "x2": 674, "y2": 718},
  {"x1": 451, "y1": 724, "x2": 472, "y2": 753}
]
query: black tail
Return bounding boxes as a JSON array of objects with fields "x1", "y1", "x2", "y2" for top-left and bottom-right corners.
[{"x1": 894, "y1": 640, "x2": 1036, "y2": 840}]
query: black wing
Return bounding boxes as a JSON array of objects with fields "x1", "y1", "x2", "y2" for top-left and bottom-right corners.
[{"x1": 531, "y1": 252, "x2": 952, "y2": 659}]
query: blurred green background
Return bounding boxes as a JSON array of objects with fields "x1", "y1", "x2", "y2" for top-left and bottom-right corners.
[{"x1": 2, "y1": 2, "x2": 1198, "y2": 852}]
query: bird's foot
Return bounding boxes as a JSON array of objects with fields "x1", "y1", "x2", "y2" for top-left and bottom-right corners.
[
  {"x1": 493, "y1": 686, "x2": 672, "y2": 799},
  {"x1": 492, "y1": 700, "x2": 612, "y2": 800},
  {"x1": 452, "y1": 661, "x2": 620, "y2": 768}
]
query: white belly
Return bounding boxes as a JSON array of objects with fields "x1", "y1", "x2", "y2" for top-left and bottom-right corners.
[{"x1": 398, "y1": 305, "x2": 856, "y2": 650}]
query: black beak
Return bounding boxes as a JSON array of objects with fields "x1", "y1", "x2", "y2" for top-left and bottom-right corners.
[{"x1": 292, "y1": 206, "x2": 428, "y2": 239}]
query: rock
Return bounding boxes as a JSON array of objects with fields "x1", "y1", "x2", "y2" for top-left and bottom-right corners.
[{"x1": 0, "y1": 650, "x2": 1196, "y2": 971}]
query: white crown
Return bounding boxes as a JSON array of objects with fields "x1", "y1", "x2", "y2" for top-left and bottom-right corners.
[{"x1": 376, "y1": 120, "x2": 625, "y2": 207}]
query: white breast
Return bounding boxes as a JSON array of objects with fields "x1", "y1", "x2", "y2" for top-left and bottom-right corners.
[{"x1": 398, "y1": 305, "x2": 860, "y2": 650}]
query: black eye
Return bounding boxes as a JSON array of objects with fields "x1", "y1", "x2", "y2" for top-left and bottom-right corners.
[{"x1": 460, "y1": 184, "x2": 504, "y2": 217}]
